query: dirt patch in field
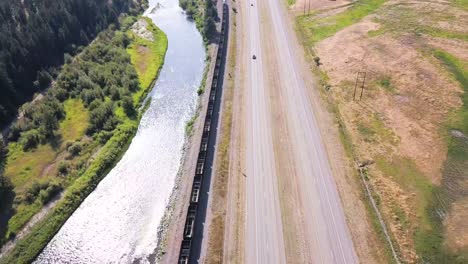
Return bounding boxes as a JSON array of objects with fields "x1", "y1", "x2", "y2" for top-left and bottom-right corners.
[
  {"x1": 316, "y1": 18, "x2": 462, "y2": 184},
  {"x1": 135, "y1": 45, "x2": 150, "y2": 73}
]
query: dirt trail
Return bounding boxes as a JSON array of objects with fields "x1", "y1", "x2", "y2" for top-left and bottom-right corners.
[{"x1": 222, "y1": 0, "x2": 246, "y2": 262}]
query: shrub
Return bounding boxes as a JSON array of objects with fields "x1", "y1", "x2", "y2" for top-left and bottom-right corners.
[
  {"x1": 109, "y1": 85, "x2": 121, "y2": 100},
  {"x1": 8, "y1": 119, "x2": 33, "y2": 142},
  {"x1": 0, "y1": 173, "x2": 12, "y2": 195},
  {"x1": 203, "y1": 17, "x2": 216, "y2": 38},
  {"x1": 37, "y1": 70, "x2": 52, "y2": 89},
  {"x1": 314, "y1": 56, "x2": 321, "y2": 66},
  {"x1": 38, "y1": 183, "x2": 62, "y2": 205},
  {"x1": 197, "y1": 87, "x2": 204, "y2": 95},
  {"x1": 122, "y1": 96, "x2": 136, "y2": 117},
  {"x1": 64, "y1": 53, "x2": 73, "y2": 64},
  {"x1": 50, "y1": 88, "x2": 69, "y2": 101},
  {"x1": 0, "y1": 137, "x2": 7, "y2": 171},
  {"x1": 81, "y1": 88, "x2": 103, "y2": 106},
  {"x1": 96, "y1": 130, "x2": 114, "y2": 144},
  {"x1": 20, "y1": 129, "x2": 43, "y2": 150},
  {"x1": 57, "y1": 161, "x2": 70, "y2": 175},
  {"x1": 87, "y1": 101, "x2": 118, "y2": 134},
  {"x1": 67, "y1": 142, "x2": 82, "y2": 156},
  {"x1": 24, "y1": 182, "x2": 48, "y2": 204}
]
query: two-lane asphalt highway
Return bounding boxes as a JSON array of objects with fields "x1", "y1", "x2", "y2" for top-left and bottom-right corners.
[
  {"x1": 244, "y1": 0, "x2": 358, "y2": 262},
  {"x1": 245, "y1": 0, "x2": 287, "y2": 263}
]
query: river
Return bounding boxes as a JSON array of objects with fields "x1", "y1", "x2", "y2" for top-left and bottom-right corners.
[{"x1": 34, "y1": 0, "x2": 205, "y2": 262}]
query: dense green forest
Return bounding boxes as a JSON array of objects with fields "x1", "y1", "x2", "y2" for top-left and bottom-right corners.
[
  {"x1": 179, "y1": 0, "x2": 218, "y2": 41},
  {"x1": 0, "y1": 0, "x2": 146, "y2": 127}
]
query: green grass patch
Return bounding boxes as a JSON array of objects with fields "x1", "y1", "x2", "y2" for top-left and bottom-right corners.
[
  {"x1": 391, "y1": 202, "x2": 410, "y2": 230},
  {"x1": 5, "y1": 143, "x2": 57, "y2": 192},
  {"x1": 376, "y1": 155, "x2": 467, "y2": 263},
  {"x1": 357, "y1": 122, "x2": 376, "y2": 140},
  {"x1": 422, "y1": 27, "x2": 468, "y2": 42},
  {"x1": 376, "y1": 157, "x2": 433, "y2": 228},
  {"x1": 368, "y1": 5, "x2": 467, "y2": 41},
  {"x1": 371, "y1": 114, "x2": 399, "y2": 145},
  {"x1": 185, "y1": 115, "x2": 197, "y2": 135},
  {"x1": 127, "y1": 17, "x2": 168, "y2": 105},
  {"x1": 357, "y1": 114, "x2": 398, "y2": 145},
  {"x1": 420, "y1": 48, "x2": 468, "y2": 262},
  {"x1": 377, "y1": 76, "x2": 396, "y2": 92},
  {"x1": 453, "y1": 0, "x2": 468, "y2": 11},
  {"x1": 434, "y1": 49, "x2": 468, "y2": 137},
  {"x1": 60, "y1": 98, "x2": 89, "y2": 142},
  {"x1": 5, "y1": 202, "x2": 42, "y2": 239},
  {"x1": 287, "y1": 0, "x2": 296, "y2": 6},
  {"x1": 297, "y1": 0, "x2": 386, "y2": 44}
]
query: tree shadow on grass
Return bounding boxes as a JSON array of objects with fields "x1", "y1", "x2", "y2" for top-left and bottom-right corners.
[
  {"x1": 0, "y1": 188, "x2": 16, "y2": 244},
  {"x1": 48, "y1": 134, "x2": 63, "y2": 151}
]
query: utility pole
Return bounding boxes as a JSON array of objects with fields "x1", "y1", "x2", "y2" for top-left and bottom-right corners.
[{"x1": 353, "y1": 71, "x2": 367, "y2": 101}]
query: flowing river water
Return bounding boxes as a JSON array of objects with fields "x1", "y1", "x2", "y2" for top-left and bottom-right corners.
[{"x1": 34, "y1": 0, "x2": 205, "y2": 262}]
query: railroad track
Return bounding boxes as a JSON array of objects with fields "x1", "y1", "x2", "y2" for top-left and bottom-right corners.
[{"x1": 178, "y1": 3, "x2": 229, "y2": 264}]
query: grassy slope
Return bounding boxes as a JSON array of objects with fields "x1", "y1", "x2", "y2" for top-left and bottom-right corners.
[
  {"x1": 296, "y1": 0, "x2": 468, "y2": 262},
  {"x1": 59, "y1": 99, "x2": 89, "y2": 142},
  {"x1": 414, "y1": 49, "x2": 468, "y2": 264},
  {"x1": 127, "y1": 17, "x2": 168, "y2": 104},
  {"x1": 0, "y1": 19, "x2": 167, "y2": 263},
  {"x1": 3, "y1": 98, "x2": 88, "y2": 239},
  {"x1": 295, "y1": 0, "x2": 396, "y2": 261},
  {"x1": 367, "y1": 4, "x2": 468, "y2": 42},
  {"x1": 297, "y1": 0, "x2": 386, "y2": 44},
  {"x1": 0, "y1": 123, "x2": 137, "y2": 264},
  {"x1": 435, "y1": 50, "x2": 468, "y2": 138}
]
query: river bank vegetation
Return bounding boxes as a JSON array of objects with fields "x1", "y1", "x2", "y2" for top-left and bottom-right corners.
[
  {"x1": 0, "y1": 15, "x2": 167, "y2": 263},
  {"x1": 179, "y1": 0, "x2": 218, "y2": 41}
]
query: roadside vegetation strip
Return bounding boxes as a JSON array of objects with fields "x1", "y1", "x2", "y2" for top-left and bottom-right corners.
[
  {"x1": 127, "y1": 17, "x2": 168, "y2": 104},
  {"x1": 330, "y1": 95, "x2": 400, "y2": 264},
  {"x1": 295, "y1": 10, "x2": 401, "y2": 263},
  {"x1": 297, "y1": 0, "x2": 386, "y2": 43},
  {"x1": 0, "y1": 16, "x2": 168, "y2": 261}
]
